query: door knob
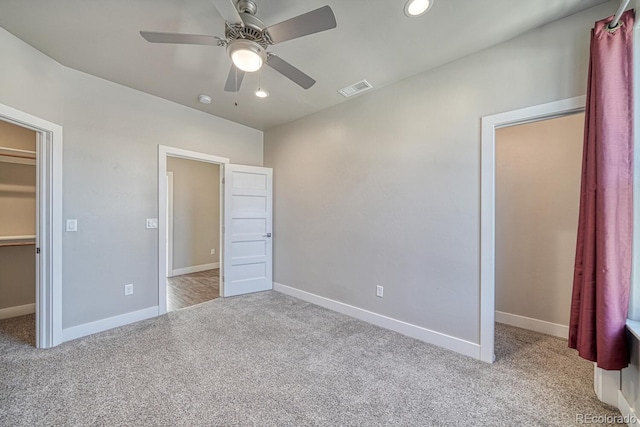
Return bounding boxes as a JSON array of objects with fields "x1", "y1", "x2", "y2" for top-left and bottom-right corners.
[{"x1": 263, "y1": 233, "x2": 272, "y2": 237}]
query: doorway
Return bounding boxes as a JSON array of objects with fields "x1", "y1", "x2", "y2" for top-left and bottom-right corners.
[
  {"x1": 166, "y1": 158, "x2": 221, "y2": 311},
  {"x1": 0, "y1": 121, "x2": 37, "y2": 344},
  {"x1": 158, "y1": 145, "x2": 229, "y2": 315},
  {"x1": 0, "y1": 103, "x2": 63, "y2": 349},
  {"x1": 479, "y1": 96, "x2": 586, "y2": 363},
  {"x1": 157, "y1": 145, "x2": 274, "y2": 314},
  {"x1": 494, "y1": 112, "x2": 584, "y2": 347}
]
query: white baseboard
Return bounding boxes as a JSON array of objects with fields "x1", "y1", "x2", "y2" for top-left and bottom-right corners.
[
  {"x1": 170, "y1": 262, "x2": 219, "y2": 277},
  {"x1": 273, "y1": 282, "x2": 481, "y2": 360},
  {"x1": 618, "y1": 390, "x2": 639, "y2": 425},
  {"x1": 0, "y1": 303, "x2": 35, "y2": 320},
  {"x1": 495, "y1": 311, "x2": 568, "y2": 339},
  {"x1": 62, "y1": 306, "x2": 159, "y2": 343}
]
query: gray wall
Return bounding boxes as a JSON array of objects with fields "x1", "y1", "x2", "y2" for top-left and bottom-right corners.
[
  {"x1": 0, "y1": 121, "x2": 36, "y2": 310},
  {"x1": 495, "y1": 114, "x2": 584, "y2": 327},
  {"x1": 61, "y1": 69, "x2": 262, "y2": 328},
  {"x1": 167, "y1": 158, "x2": 220, "y2": 270},
  {"x1": 0, "y1": 27, "x2": 263, "y2": 329},
  {"x1": 0, "y1": 27, "x2": 64, "y2": 125},
  {"x1": 264, "y1": 2, "x2": 614, "y2": 343}
]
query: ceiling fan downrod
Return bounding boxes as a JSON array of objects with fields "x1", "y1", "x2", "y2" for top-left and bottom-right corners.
[{"x1": 236, "y1": 0, "x2": 257, "y2": 16}]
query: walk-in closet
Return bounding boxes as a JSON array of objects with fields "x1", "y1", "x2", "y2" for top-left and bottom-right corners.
[{"x1": 0, "y1": 119, "x2": 37, "y2": 333}]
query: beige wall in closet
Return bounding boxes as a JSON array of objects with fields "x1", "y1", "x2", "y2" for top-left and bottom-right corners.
[{"x1": 495, "y1": 113, "x2": 584, "y2": 327}]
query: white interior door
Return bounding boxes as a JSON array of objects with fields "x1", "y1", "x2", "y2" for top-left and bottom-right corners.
[{"x1": 222, "y1": 164, "x2": 272, "y2": 297}]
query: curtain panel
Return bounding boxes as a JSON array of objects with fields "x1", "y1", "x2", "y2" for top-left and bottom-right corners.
[{"x1": 568, "y1": 9, "x2": 634, "y2": 371}]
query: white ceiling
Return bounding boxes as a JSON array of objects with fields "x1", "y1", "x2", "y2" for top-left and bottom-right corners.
[{"x1": 0, "y1": 0, "x2": 612, "y2": 130}]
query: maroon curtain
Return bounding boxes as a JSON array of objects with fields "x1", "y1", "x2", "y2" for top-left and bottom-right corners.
[{"x1": 568, "y1": 10, "x2": 635, "y2": 371}]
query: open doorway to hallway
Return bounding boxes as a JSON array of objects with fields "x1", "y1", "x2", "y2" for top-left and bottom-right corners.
[{"x1": 166, "y1": 157, "x2": 220, "y2": 312}]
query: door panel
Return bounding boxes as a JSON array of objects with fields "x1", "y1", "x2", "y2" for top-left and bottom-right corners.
[{"x1": 222, "y1": 164, "x2": 272, "y2": 297}]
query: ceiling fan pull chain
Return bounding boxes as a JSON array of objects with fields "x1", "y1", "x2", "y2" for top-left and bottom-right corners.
[{"x1": 234, "y1": 67, "x2": 238, "y2": 107}]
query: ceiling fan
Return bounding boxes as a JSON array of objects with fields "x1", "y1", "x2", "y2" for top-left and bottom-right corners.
[{"x1": 140, "y1": 0, "x2": 337, "y2": 92}]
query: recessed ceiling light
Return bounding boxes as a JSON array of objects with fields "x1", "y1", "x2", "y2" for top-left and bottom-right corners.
[
  {"x1": 404, "y1": 0, "x2": 433, "y2": 17},
  {"x1": 254, "y1": 89, "x2": 269, "y2": 98},
  {"x1": 198, "y1": 94, "x2": 212, "y2": 104}
]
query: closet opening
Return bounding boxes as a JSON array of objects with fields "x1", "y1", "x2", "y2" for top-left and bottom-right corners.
[
  {"x1": 494, "y1": 112, "x2": 584, "y2": 358},
  {"x1": 479, "y1": 95, "x2": 586, "y2": 363},
  {"x1": 0, "y1": 102, "x2": 62, "y2": 349},
  {"x1": 0, "y1": 120, "x2": 38, "y2": 346}
]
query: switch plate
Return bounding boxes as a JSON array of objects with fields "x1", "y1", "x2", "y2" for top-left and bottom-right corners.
[
  {"x1": 66, "y1": 219, "x2": 78, "y2": 232},
  {"x1": 124, "y1": 284, "x2": 133, "y2": 296},
  {"x1": 376, "y1": 285, "x2": 384, "y2": 298},
  {"x1": 210, "y1": 249, "x2": 216, "y2": 255},
  {"x1": 146, "y1": 218, "x2": 158, "y2": 229}
]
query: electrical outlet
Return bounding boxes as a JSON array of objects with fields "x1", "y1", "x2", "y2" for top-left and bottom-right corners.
[
  {"x1": 376, "y1": 285, "x2": 384, "y2": 298},
  {"x1": 146, "y1": 218, "x2": 158, "y2": 229},
  {"x1": 210, "y1": 249, "x2": 216, "y2": 255},
  {"x1": 124, "y1": 284, "x2": 133, "y2": 296}
]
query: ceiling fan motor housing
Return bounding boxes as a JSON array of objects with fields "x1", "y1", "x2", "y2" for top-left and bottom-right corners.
[
  {"x1": 140, "y1": 0, "x2": 336, "y2": 90},
  {"x1": 225, "y1": 1, "x2": 272, "y2": 48}
]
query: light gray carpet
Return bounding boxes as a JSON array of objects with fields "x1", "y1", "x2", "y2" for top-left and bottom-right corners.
[{"x1": 0, "y1": 291, "x2": 620, "y2": 426}]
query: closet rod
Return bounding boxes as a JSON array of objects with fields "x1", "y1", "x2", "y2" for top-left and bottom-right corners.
[
  {"x1": 0, "y1": 242, "x2": 35, "y2": 248},
  {"x1": 609, "y1": 0, "x2": 631, "y2": 29}
]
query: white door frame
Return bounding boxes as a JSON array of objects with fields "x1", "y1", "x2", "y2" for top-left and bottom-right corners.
[
  {"x1": 479, "y1": 95, "x2": 585, "y2": 363},
  {"x1": 166, "y1": 171, "x2": 174, "y2": 277},
  {"x1": 157, "y1": 145, "x2": 229, "y2": 315},
  {"x1": 0, "y1": 102, "x2": 63, "y2": 348}
]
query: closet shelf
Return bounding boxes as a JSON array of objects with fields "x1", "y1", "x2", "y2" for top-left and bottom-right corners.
[
  {"x1": 0, "y1": 183, "x2": 36, "y2": 193},
  {"x1": 0, "y1": 146, "x2": 36, "y2": 165},
  {"x1": 0, "y1": 146, "x2": 35, "y2": 158},
  {"x1": 0, "y1": 235, "x2": 35, "y2": 241},
  {"x1": 0, "y1": 235, "x2": 36, "y2": 248}
]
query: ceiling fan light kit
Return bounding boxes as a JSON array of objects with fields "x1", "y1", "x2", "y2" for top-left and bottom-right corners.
[
  {"x1": 140, "y1": 0, "x2": 337, "y2": 94},
  {"x1": 227, "y1": 39, "x2": 266, "y2": 72},
  {"x1": 404, "y1": 0, "x2": 433, "y2": 17}
]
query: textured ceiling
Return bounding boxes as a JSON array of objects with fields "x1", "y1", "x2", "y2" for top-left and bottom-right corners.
[{"x1": 0, "y1": 0, "x2": 613, "y2": 130}]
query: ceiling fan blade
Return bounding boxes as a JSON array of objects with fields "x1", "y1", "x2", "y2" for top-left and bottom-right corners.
[
  {"x1": 210, "y1": 0, "x2": 243, "y2": 26},
  {"x1": 140, "y1": 31, "x2": 219, "y2": 45},
  {"x1": 267, "y1": 55, "x2": 315, "y2": 89},
  {"x1": 266, "y1": 5, "x2": 337, "y2": 44},
  {"x1": 224, "y1": 65, "x2": 245, "y2": 92}
]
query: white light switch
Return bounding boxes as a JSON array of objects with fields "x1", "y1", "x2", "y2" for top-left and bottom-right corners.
[
  {"x1": 66, "y1": 219, "x2": 78, "y2": 232},
  {"x1": 210, "y1": 249, "x2": 216, "y2": 255},
  {"x1": 146, "y1": 218, "x2": 158, "y2": 229}
]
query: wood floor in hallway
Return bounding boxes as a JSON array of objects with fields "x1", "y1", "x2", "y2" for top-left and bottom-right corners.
[{"x1": 167, "y1": 269, "x2": 219, "y2": 312}]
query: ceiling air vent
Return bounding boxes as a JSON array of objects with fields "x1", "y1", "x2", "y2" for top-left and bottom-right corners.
[{"x1": 338, "y1": 80, "x2": 373, "y2": 97}]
